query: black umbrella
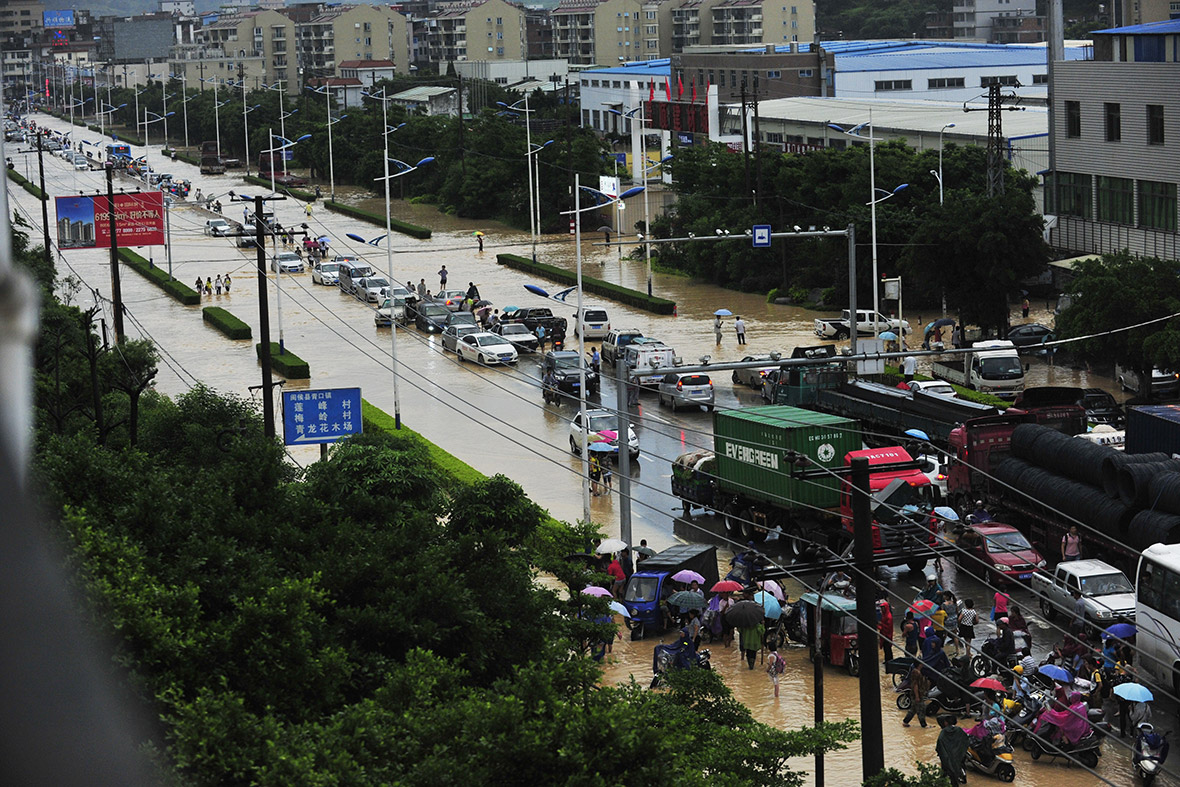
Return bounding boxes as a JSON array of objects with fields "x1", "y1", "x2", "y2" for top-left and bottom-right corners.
[{"x1": 725, "y1": 600, "x2": 766, "y2": 628}]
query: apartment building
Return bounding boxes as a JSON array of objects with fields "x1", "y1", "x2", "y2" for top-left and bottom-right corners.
[
  {"x1": 199, "y1": 10, "x2": 297, "y2": 88},
  {"x1": 1049, "y1": 20, "x2": 1180, "y2": 259},
  {"x1": 291, "y1": 4, "x2": 410, "y2": 83},
  {"x1": 422, "y1": 0, "x2": 525, "y2": 65},
  {"x1": 0, "y1": 0, "x2": 43, "y2": 47},
  {"x1": 952, "y1": 0, "x2": 1038, "y2": 41},
  {"x1": 670, "y1": 0, "x2": 813, "y2": 53},
  {"x1": 553, "y1": 0, "x2": 645, "y2": 65}
]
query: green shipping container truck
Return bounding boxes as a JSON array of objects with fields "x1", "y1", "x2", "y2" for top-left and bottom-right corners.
[{"x1": 711, "y1": 406, "x2": 862, "y2": 542}]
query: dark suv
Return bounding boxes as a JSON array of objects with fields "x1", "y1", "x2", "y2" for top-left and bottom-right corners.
[
  {"x1": 543, "y1": 351, "x2": 600, "y2": 396},
  {"x1": 1079, "y1": 388, "x2": 1124, "y2": 427}
]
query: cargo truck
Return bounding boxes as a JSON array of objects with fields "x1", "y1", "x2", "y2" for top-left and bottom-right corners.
[
  {"x1": 814, "y1": 380, "x2": 999, "y2": 447},
  {"x1": 670, "y1": 405, "x2": 937, "y2": 570},
  {"x1": 931, "y1": 340, "x2": 1025, "y2": 400},
  {"x1": 199, "y1": 141, "x2": 225, "y2": 175}
]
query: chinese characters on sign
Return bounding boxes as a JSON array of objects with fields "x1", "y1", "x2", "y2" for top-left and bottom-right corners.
[
  {"x1": 55, "y1": 191, "x2": 166, "y2": 250},
  {"x1": 281, "y1": 388, "x2": 363, "y2": 445}
]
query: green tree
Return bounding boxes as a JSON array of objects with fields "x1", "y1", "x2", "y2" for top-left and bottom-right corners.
[{"x1": 1055, "y1": 252, "x2": 1180, "y2": 399}]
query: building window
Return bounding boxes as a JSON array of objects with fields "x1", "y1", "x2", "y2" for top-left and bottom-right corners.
[
  {"x1": 497, "y1": 46, "x2": 504, "y2": 54},
  {"x1": 980, "y1": 75, "x2": 1018, "y2": 86},
  {"x1": 1139, "y1": 180, "x2": 1177, "y2": 230},
  {"x1": 928, "y1": 77, "x2": 965, "y2": 89},
  {"x1": 1105, "y1": 102, "x2": 1121, "y2": 142},
  {"x1": 1065, "y1": 100, "x2": 1081, "y2": 138},
  {"x1": 1096, "y1": 175, "x2": 1133, "y2": 224},
  {"x1": 1147, "y1": 104, "x2": 1165, "y2": 145},
  {"x1": 583, "y1": 109, "x2": 590, "y2": 126},
  {"x1": 592, "y1": 109, "x2": 601, "y2": 128},
  {"x1": 766, "y1": 70, "x2": 780, "y2": 78},
  {"x1": 647, "y1": 40, "x2": 657, "y2": 48},
  {"x1": 874, "y1": 79, "x2": 912, "y2": 91},
  {"x1": 496, "y1": 16, "x2": 503, "y2": 24},
  {"x1": 766, "y1": 132, "x2": 783, "y2": 143},
  {"x1": 798, "y1": 68, "x2": 813, "y2": 77},
  {"x1": 646, "y1": 10, "x2": 656, "y2": 18},
  {"x1": 1055, "y1": 172, "x2": 1092, "y2": 219},
  {"x1": 1031, "y1": 73, "x2": 1048, "y2": 84}
]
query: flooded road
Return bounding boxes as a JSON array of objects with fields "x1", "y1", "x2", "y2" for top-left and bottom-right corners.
[{"x1": 12, "y1": 113, "x2": 1167, "y2": 786}]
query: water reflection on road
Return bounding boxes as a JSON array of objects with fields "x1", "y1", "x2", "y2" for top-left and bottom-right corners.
[{"x1": 13, "y1": 113, "x2": 1156, "y2": 787}]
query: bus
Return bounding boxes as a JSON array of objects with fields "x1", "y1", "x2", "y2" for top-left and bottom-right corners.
[{"x1": 1135, "y1": 543, "x2": 1180, "y2": 695}]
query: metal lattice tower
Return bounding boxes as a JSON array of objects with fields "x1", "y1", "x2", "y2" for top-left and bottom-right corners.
[{"x1": 985, "y1": 83, "x2": 1005, "y2": 196}]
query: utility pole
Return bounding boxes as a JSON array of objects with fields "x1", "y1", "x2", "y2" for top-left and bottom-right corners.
[
  {"x1": 985, "y1": 83, "x2": 1004, "y2": 197},
  {"x1": 253, "y1": 195, "x2": 275, "y2": 439},
  {"x1": 615, "y1": 353, "x2": 632, "y2": 548},
  {"x1": 752, "y1": 75, "x2": 762, "y2": 205},
  {"x1": 810, "y1": 592, "x2": 825, "y2": 787},
  {"x1": 739, "y1": 79, "x2": 751, "y2": 197},
  {"x1": 105, "y1": 163, "x2": 124, "y2": 344},
  {"x1": 851, "y1": 456, "x2": 884, "y2": 781},
  {"x1": 457, "y1": 75, "x2": 465, "y2": 176},
  {"x1": 35, "y1": 133, "x2": 50, "y2": 267}
]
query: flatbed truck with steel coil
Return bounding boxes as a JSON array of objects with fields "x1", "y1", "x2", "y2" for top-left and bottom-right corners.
[{"x1": 671, "y1": 405, "x2": 939, "y2": 570}]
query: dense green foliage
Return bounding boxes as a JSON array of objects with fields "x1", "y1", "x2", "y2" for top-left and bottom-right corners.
[
  {"x1": 6, "y1": 165, "x2": 46, "y2": 198},
  {"x1": 202, "y1": 307, "x2": 252, "y2": 340},
  {"x1": 17, "y1": 217, "x2": 859, "y2": 784},
  {"x1": 1056, "y1": 252, "x2": 1180, "y2": 398},
  {"x1": 89, "y1": 76, "x2": 609, "y2": 230},
  {"x1": 497, "y1": 253, "x2": 677, "y2": 314},
  {"x1": 256, "y1": 342, "x2": 310, "y2": 379},
  {"x1": 656, "y1": 141, "x2": 1046, "y2": 333},
  {"x1": 816, "y1": 0, "x2": 945, "y2": 39}
]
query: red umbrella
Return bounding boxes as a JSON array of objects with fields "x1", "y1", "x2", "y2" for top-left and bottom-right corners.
[
  {"x1": 909, "y1": 599, "x2": 937, "y2": 616},
  {"x1": 971, "y1": 678, "x2": 1008, "y2": 693},
  {"x1": 711, "y1": 580, "x2": 744, "y2": 593}
]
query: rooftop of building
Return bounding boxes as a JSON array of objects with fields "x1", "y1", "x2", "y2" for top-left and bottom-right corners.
[
  {"x1": 1093, "y1": 18, "x2": 1180, "y2": 35},
  {"x1": 391, "y1": 85, "x2": 456, "y2": 101},
  {"x1": 337, "y1": 59, "x2": 397, "y2": 68}
]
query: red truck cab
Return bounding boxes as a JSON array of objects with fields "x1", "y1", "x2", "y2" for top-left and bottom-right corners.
[{"x1": 839, "y1": 447, "x2": 938, "y2": 554}]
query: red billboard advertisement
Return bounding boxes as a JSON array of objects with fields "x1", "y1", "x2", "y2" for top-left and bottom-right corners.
[{"x1": 55, "y1": 191, "x2": 166, "y2": 250}]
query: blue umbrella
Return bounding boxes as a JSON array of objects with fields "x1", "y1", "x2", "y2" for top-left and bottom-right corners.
[
  {"x1": 714, "y1": 308, "x2": 733, "y2": 317},
  {"x1": 753, "y1": 591, "x2": 782, "y2": 620},
  {"x1": 905, "y1": 429, "x2": 930, "y2": 440},
  {"x1": 1113, "y1": 682, "x2": 1153, "y2": 703},
  {"x1": 1103, "y1": 622, "x2": 1137, "y2": 640},
  {"x1": 1038, "y1": 663, "x2": 1073, "y2": 683},
  {"x1": 588, "y1": 442, "x2": 616, "y2": 453},
  {"x1": 880, "y1": 331, "x2": 898, "y2": 341},
  {"x1": 934, "y1": 506, "x2": 960, "y2": 522}
]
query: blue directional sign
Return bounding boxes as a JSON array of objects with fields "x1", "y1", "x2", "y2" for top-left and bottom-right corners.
[
  {"x1": 752, "y1": 225, "x2": 772, "y2": 248},
  {"x1": 281, "y1": 387, "x2": 362, "y2": 445}
]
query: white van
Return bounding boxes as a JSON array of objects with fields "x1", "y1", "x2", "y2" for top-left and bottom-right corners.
[
  {"x1": 337, "y1": 260, "x2": 375, "y2": 296},
  {"x1": 624, "y1": 342, "x2": 679, "y2": 386},
  {"x1": 573, "y1": 307, "x2": 610, "y2": 340}
]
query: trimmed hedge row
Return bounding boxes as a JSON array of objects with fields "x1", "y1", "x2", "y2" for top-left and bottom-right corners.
[
  {"x1": 6, "y1": 167, "x2": 45, "y2": 199},
  {"x1": 117, "y1": 248, "x2": 202, "y2": 305},
  {"x1": 362, "y1": 400, "x2": 485, "y2": 487},
  {"x1": 496, "y1": 253, "x2": 677, "y2": 315},
  {"x1": 202, "y1": 307, "x2": 252, "y2": 340},
  {"x1": 256, "y1": 342, "x2": 310, "y2": 379},
  {"x1": 324, "y1": 199, "x2": 431, "y2": 239},
  {"x1": 242, "y1": 173, "x2": 317, "y2": 202}
]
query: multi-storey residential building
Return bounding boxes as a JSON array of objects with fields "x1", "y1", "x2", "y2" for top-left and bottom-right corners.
[
  {"x1": 423, "y1": 0, "x2": 525, "y2": 65},
  {"x1": 1049, "y1": 19, "x2": 1180, "y2": 259},
  {"x1": 525, "y1": 6, "x2": 553, "y2": 58},
  {"x1": 199, "y1": 10, "x2": 297, "y2": 89},
  {"x1": 675, "y1": 43, "x2": 822, "y2": 101},
  {"x1": 0, "y1": 0, "x2": 43, "y2": 47},
  {"x1": 952, "y1": 0, "x2": 1039, "y2": 41},
  {"x1": 290, "y1": 4, "x2": 410, "y2": 83},
  {"x1": 553, "y1": 0, "x2": 645, "y2": 66},
  {"x1": 170, "y1": 50, "x2": 266, "y2": 91},
  {"x1": 1109, "y1": 0, "x2": 1179, "y2": 27}
]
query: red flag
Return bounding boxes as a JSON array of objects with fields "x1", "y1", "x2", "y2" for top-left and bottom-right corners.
[
  {"x1": 664, "y1": 78, "x2": 672, "y2": 101},
  {"x1": 691, "y1": 80, "x2": 697, "y2": 103},
  {"x1": 677, "y1": 75, "x2": 684, "y2": 97},
  {"x1": 649, "y1": 80, "x2": 654, "y2": 104}
]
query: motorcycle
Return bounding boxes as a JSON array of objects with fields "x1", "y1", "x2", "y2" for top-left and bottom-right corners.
[
  {"x1": 966, "y1": 721, "x2": 1017, "y2": 783},
  {"x1": 650, "y1": 636, "x2": 711, "y2": 689},
  {"x1": 1003, "y1": 688, "x2": 1050, "y2": 748},
  {"x1": 971, "y1": 638, "x2": 1021, "y2": 677},
  {"x1": 1027, "y1": 726, "x2": 1104, "y2": 769},
  {"x1": 1134, "y1": 723, "x2": 1171, "y2": 784}
]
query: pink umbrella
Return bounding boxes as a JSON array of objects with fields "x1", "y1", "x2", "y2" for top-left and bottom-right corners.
[
  {"x1": 757, "y1": 579, "x2": 785, "y2": 601},
  {"x1": 581, "y1": 586, "x2": 612, "y2": 598},
  {"x1": 671, "y1": 569, "x2": 706, "y2": 585},
  {"x1": 596, "y1": 429, "x2": 618, "y2": 441}
]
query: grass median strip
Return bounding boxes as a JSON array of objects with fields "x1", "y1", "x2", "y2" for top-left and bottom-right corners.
[
  {"x1": 118, "y1": 248, "x2": 201, "y2": 305},
  {"x1": 242, "y1": 174, "x2": 319, "y2": 202},
  {"x1": 324, "y1": 200, "x2": 431, "y2": 239},
  {"x1": 202, "y1": 307, "x2": 252, "y2": 340},
  {"x1": 256, "y1": 342, "x2": 310, "y2": 379},
  {"x1": 6, "y1": 167, "x2": 45, "y2": 199},
  {"x1": 496, "y1": 253, "x2": 676, "y2": 315}
]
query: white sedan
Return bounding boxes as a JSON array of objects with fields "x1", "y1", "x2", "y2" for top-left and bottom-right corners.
[
  {"x1": 312, "y1": 261, "x2": 339, "y2": 285},
  {"x1": 270, "y1": 251, "x2": 305, "y2": 274},
  {"x1": 457, "y1": 332, "x2": 518, "y2": 365},
  {"x1": 354, "y1": 276, "x2": 391, "y2": 303},
  {"x1": 906, "y1": 380, "x2": 957, "y2": 397},
  {"x1": 568, "y1": 409, "x2": 639, "y2": 458}
]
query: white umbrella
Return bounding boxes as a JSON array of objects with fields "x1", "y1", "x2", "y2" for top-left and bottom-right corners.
[
  {"x1": 595, "y1": 538, "x2": 628, "y2": 554},
  {"x1": 608, "y1": 601, "x2": 630, "y2": 618}
]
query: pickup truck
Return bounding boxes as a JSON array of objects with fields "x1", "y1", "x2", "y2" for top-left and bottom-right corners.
[
  {"x1": 1032, "y1": 558, "x2": 1136, "y2": 626},
  {"x1": 931, "y1": 340, "x2": 1025, "y2": 399},
  {"x1": 814, "y1": 309, "x2": 911, "y2": 340},
  {"x1": 500, "y1": 307, "x2": 567, "y2": 338}
]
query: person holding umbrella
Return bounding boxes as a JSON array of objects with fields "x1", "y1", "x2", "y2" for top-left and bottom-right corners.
[{"x1": 713, "y1": 315, "x2": 723, "y2": 346}]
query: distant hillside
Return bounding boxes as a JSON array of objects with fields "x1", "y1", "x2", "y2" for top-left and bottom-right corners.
[{"x1": 815, "y1": 0, "x2": 1105, "y2": 41}]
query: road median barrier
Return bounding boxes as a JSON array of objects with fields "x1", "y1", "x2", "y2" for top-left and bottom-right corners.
[
  {"x1": 118, "y1": 248, "x2": 201, "y2": 305},
  {"x1": 495, "y1": 253, "x2": 676, "y2": 315},
  {"x1": 324, "y1": 200, "x2": 431, "y2": 239},
  {"x1": 257, "y1": 342, "x2": 310, "y2": 379},
  {"x1": 6, "y1": 167, "x2": 45, "y2": 199},
  {"x1": 241, "y1": 174, "x2": 318, "y2": 202},
  {"x1": 202, "y1": 307, "x2": 252, "y2": 340}
]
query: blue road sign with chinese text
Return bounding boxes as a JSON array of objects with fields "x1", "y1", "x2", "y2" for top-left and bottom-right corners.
[
  {"x1": 752, "y1": 225, "x2": 772, "y2": 248},
  {"x1": 281, "y1": 387, "x2": 362, "y2": 445}
]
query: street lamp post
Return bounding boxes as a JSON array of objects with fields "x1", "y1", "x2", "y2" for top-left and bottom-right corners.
[
  {"x1": 242, "y1": 101, "x2": 261, "y2": 177},
  {"x1": 174, "y1": 72, "x2": 193, "y2": 152},
  {"x1": 142, "y1": 109, "x2": 174, "y2": 165},
  {"x1": 261, "y1": 130, "x2": 311, "y2": 353},
  {"x1": 497, "y1": 97, "x2": 541, "y2": 261},
  {"x1": 561, "y1": 179, "x2": 645, "y2": 531},
  {"x1": 161, "y1": 89, "x2": 174, "y2": 152},
  {"x1": 307, "y1": 84, "x2": 345, "y2": 201},
  {"x1": 606, "y1": 105, "x2": 668, "y2": 297},
  {"x1": 366, "y1": 87, "x2": 433, "y2": 430},
  {"x1": 261, "y1": 81, "x2": 292, "y2": 176},
  {"x1": 935, "y1": 122, "x2": 956, "y2": 206},
  {"x1": 133, "y1": 75, "x2": 155, "y2": 146},
  {"x1": 526, "y1": 139, "x2": 554, "y2": 262},
  {"x1": 96, "y1": 102, "x2": 126, "y2": 143},
  {"x1": 201, "y1": 76, "x2": 225, "y2": 159},
  {"x1": 829, "y1": 114, "x2": 909, "y2": 336}
]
